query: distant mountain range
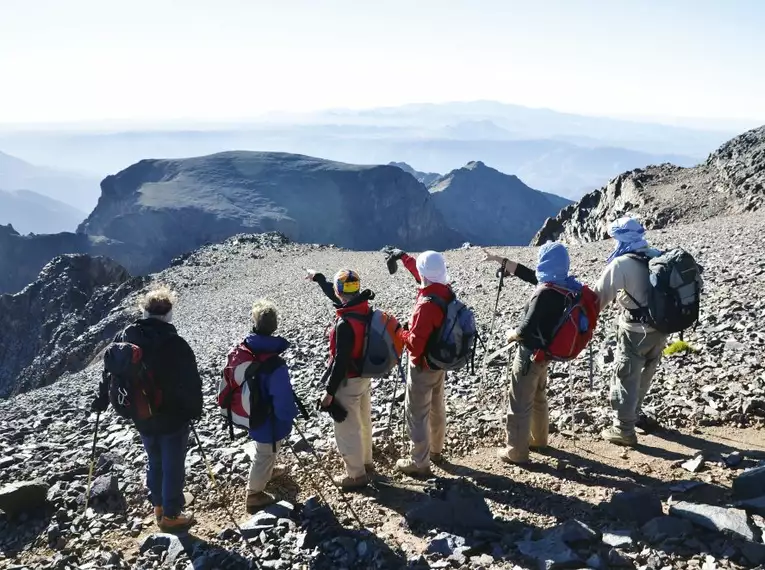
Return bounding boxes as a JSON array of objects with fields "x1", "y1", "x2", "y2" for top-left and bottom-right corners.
[
  {"x1": 0, "y1": 101, "x2": 742, "y2": 202},
  {"x1": 0, "y1": 150, "x2": 100, "y2": 212},
  {"x1": 0, "y1": 189, "x2": 86, "y2": 234}
]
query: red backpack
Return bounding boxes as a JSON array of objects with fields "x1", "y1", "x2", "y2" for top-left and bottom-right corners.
[{"x1": 532, "y1": 284, "x2": 600, "y2": 363}]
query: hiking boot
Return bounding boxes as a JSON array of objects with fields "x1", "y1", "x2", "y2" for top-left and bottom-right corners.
[
  {"x1": 635, "y1": 414, "x2": 658, "y2": 434},
  {"x1": 333, "y1": 474, "x2": 369, "y2": 491},
  {"x1": 395, "y1": 458, "x2": 431, "y2": 477},
  {"x1": 270, "y1": 465, "x2": 287, "y2": 480},
  {"x1": 153, "y1": 506, "x2": 163, "y2": 526},
  {"x1": 159, "y1": 512, "x2": 195, "y2": 533},
  {"x1": 498, "y1": 447, "x2": 529, "y2": 465},
  {"x1": 430, "y1": 453, "x2": 445, "y2": 466},
  {"x1": 601, "y1": 427, "x2": 638, "y2": 447},
  {"x1": 246, "y1": 491, "x2": 276, "y2": 512}
]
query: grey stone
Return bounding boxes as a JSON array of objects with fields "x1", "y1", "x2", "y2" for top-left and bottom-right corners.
[
  {"x1": 139, "y1": 533, "x2": 186, "y2": 565},
  {"x1": 0, "y1": 480, "x2": 49, "y2": 516},
  {"x1": 733, "y1": 466, "x2": 765, "y2": 500},
  {"x1": 681, "y1": 453, "x2": 706, "y2": 473},
  {"x1": 724, "y1": 451, "x2": 744, "y2": 468},
  {"x1": 641, "y1": 516, "x2": 694, "y2": 543},
  {"x1": 546, "y1": 519, "x2": 601, "y2": 546},
  {"x1": 406, "y1": 483, "x2": 496, "y2": 532},
  {"x1": 602, "y1": 530, "x2": 634, "y2": 548},
  {"x1": 517, "y1": 536, "x2": 581, "y2": 570},
  {"x1": 606, "y1": 490, "x2": 662, "y2": 525},
  {"x1": 426, "y1": 532, "x2": 466, "y2": 557},
  {"x1": 737, "y1": 495, "x2": 765, "y2": 517},
  {"x1": 88, "y1": 474, "x2": 120, "y2": 502},
  {"x1": 669, "y1": 501, "x2": 757, "y2": 542},
  {"x1": 240, "y1": 511, "x2": 278, "y2": 538}
]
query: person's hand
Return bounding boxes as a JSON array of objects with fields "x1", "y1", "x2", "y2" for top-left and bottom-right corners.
[
  {"x1": 506, "y1": 330, "x2": 519, "y2": 344},
  {"x1": 482, "y1": 249, "x2": 503, "y2": 264},
  {"x1": 305, "y1": 269, "x2": 317, "y2": 281},
  {"x1": 91, "y1": 391, "x2": 109, "y2": 413},
  {"x1": 320, "y1": 392, "x2": 334, "y2": 408}
]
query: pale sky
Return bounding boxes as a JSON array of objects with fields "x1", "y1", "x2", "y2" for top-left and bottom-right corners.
[{"x1": 1, "y1": 0, "x2": 764, "y2": 124}]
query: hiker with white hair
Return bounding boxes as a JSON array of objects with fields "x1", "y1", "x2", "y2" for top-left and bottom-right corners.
[
  {"x1": 595, "y1": 216, "x2": 670, "y2": 446},
  {"x1": 385, "y1": 248, "x2": 453, "y2": 476}
]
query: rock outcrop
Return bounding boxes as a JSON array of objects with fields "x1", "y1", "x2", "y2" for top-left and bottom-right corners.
[
  {"x1": 532, "y1": 125, "x2": 765, "y2": 245},
  {"x1": 78, "y1": 152, "x2": 464, "y2": 275},
  {"x1": 389, "y1": 161, "x2": 441, "y2": 186},
  {"x1": 0, "y1": 254, "x2": 143, "y2": 398},
  {"x1": 428, "y1": 161, "x2": 571, "y2": 245}
]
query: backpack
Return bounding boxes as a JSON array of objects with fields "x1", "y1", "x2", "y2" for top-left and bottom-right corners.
[
  {"x1": 104, "y1": 326, "x2": 165, "y2": 421},
  {"x1": 344, "y1": 310, "x2": 404, "y2": 378},
  {"x1": 424, "y1": 295, "x2": 477, "y2": 371},
  {"x1": 532, "y1": 284, "x2": 600, "y2": 363},
  {"x1": 626, "y1": 249, "x2": 702, "y2": 335},
  {"x1": 218, "y1": 343, "x2": 285, "y2": 439}
]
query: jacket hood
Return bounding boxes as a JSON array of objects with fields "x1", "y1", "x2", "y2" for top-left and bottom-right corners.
[
  {"x1": 244, "y1": 334, "x2": 290, "y2": 355},
  {"x1": 135, "y1": 318, "x2": 178, "y2": 337}
]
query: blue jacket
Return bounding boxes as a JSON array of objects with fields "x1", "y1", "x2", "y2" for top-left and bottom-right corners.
[{"x1": 243, "y1": 334, "x2": 298, "y2": 444}]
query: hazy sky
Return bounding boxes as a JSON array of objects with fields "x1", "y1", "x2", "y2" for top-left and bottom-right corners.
[{"x1": 1, "y1": 0, "x2": 764, "y2": 124}]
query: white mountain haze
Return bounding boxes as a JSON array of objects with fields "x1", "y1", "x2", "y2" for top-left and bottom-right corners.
[
  {"x1": 0, "y1": 189, "x2": 86, "y2": 234},
  {"x1": 0, "y1": 102, "x2": 741, "y2": 201}
]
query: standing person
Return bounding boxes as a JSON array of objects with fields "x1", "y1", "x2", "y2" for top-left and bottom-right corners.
[
  {"x1": 595, "y1": 216, "x2": 668, "y2": 447},
  {"x1": 485, "y1": 243, "x2": 590, "y2": 464},
  {"x1": 307, "y1": 268, "x2": 374, "y2": 491},
  {"x1": 240, "y1": 299, "x2": 299, "y2": 511},
  {"x1": 91, "y1": 285, "x2": 202, "y2": 532},
  {"x1": 385, "y1": 249, "x2": 452, "y2": 476}
]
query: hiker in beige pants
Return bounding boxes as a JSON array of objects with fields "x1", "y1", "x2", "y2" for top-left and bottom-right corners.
[
  {"x1": 405, "y1": 365, "x2": 446, "y2": 468},
  {"x1": 505, "y1": 345, "x2": 549, "y2": 463},
  {"x1": 333, "y1": 377, "x2": 373, "y2": 479}
]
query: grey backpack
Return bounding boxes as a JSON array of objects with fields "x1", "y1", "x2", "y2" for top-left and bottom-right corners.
[{"x1": 626, "y1": 249, "x2": 702, "y2": 334}]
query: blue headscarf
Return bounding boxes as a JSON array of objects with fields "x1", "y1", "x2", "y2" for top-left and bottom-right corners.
[
  {"x1": 607, "y1": 216, "x2": 649, "y2": 263},
  {"x1": 536, "y1": 242, "x2": 583, "y2": 292}
]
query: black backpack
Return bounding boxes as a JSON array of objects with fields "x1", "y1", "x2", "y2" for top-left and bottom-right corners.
[
  {"x1": 104, "y1": 325, "x2": 167, "y2": 421},
  {"x1": 626, "y1": 249, "x2": 702, "y2": 335}
]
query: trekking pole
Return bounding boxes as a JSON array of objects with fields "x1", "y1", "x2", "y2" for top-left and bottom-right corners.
[
  {"x1": 290, "y1": 421, "x2": 366, "y2": 528},
  {"x1": 386, "y1": 356, "x2": 406, "y2": 434},
  {"x1": 83, "y1": 411, "x2": 101, "y2": 513},
  {"x1": 478, "y1": 260, "x2": 507, "y2": 397},
  {"x1": 190, "y1": 424, "x2": 263, "y2": 566},
  {"x1": 588, "y1": 343, "x2": 594, "y2": 391}
]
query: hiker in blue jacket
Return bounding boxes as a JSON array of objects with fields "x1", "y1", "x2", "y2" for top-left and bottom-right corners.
[{"x1": 243, "y1": 299, "x2": 299, "y2": 511}]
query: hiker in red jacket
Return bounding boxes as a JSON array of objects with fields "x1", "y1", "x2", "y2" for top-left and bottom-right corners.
[{"x1": 386, "y1": 248, "x2": 452, "y2": 476}]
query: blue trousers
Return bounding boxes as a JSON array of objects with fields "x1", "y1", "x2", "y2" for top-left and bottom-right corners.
[{"x1": 140, "y1": 425, "x2": 190, "y2": 517}]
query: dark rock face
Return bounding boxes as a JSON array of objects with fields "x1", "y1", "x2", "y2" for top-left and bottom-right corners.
[
  {"x1": 78, "y1": 152, "x2": 464, "y2": 276},
  {"x1": 0, "y1": 254, "x2": 142, "y2": 398},
  {"x1": 0, "y1": 480, "x2": 49, "y2": 517},
  {"x1": 531, "y1": 125, "x2": 765, "y2": 245},
  {"x1": 427, "y1": 161, "x2": 571, "y2": 245}
]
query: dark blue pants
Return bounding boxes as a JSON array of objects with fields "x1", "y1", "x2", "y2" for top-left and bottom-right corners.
[{"x1": 140, "y1": 425, "x2": 190, "y2": 517}]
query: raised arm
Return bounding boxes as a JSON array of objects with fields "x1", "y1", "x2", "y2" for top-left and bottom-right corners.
[
  {"x1": 306, "y1": 269, "x2": 342, "y2": 305},
  {"x1": 482, "y1": 250, "x2": 538, "y2": 286}
]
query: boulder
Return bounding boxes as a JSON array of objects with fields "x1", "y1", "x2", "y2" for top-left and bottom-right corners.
[
  {"x1": 88, "y1": 475, "x2": 120, "y2": 502},
  {"x1": 405, "y1": 482, "x2": 496, "y2": 532},
  {"x1": 737, "y1": 496, "x2": 765, "y2": 517},
  {"x1": 733, "y1": 466, "x2": 765, "y2": 501},
  {"x1": 669, "y1": 501, "x2": 757, "y2": 542},
  {"x1": 546, "y1": 519, "x2": 601, "y2": 546},
  {"x1": 641, "y1": 516, "x2": 695, "y2": 543},
  {"x1": 0, "y1": 480, "x2": 49, "y2": 516},
  {"x1": 139, "y1": 533, "x2": 186, "y2": 566},
  {"x1": 517, "y1": 535, "x2": 581, "y2": 570},
  {"x1": 606, "y1": 490, "x2": 662, "y2": 525}
]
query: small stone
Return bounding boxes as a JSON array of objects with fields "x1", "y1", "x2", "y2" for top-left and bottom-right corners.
[
  {"x1": 139, "y1": 533, "x2": 185, "y2": 565},
  {"x1": 681, "y1": 453, "x2": 706, "y2": 473},
  {"x1": 546, "y1": 519, "x2": 601, "y2": 546},
  {"x1": 602, "y1": 530, "x2": 634, "y2": 548},
  {"x1": 669, "y1": 501, "x2": 756, "y2": 542},
  {"x1": 517, "y1": 535, "x2": 581, "y2": 569},
  {"x1": 724, "y1": 451, "x2": 744, "y2": 468},
  {"x1": 641, "y1": 516, "x2": 694, "y2": 543},
  {"x1": 0, "y1": 480, "x2": 50, "y2": 517},
  {"x1": 606, "y1": 490, "x2": 662, "y2": 525}
]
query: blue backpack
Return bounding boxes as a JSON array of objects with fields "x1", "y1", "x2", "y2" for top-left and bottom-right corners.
[{"x1": 424, "y1": 295, "x2": 477, "y2": 371}]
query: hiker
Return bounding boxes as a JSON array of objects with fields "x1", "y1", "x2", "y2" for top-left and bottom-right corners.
[
  {"x1": 307, "y1": 268, "x2": 374, "y2": 490},
  {"x1": 385, "y1": 249, "x2": 453, "y2": 476},
  {"x1": 594, "y1": 216, "x2": 674, "y2": 446},
  {"x1": 239, "y1": 299, "x2": 298, "y2": 511},
  {"x1": 484, "y1": 243, "x2": 597, "y2": 464},
  {"x1": 91, "y1": 285, "x2": 202, "y2": 532}
]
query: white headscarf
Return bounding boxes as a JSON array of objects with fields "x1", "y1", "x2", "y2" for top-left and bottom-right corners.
[{"x1": 416, "y1": 251, "x2": 449, "y2": 285}]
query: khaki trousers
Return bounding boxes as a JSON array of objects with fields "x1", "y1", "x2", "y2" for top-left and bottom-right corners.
[
  {"x1": 505, "y1": 345, "x2": 549, "y2": 463},
  {"x1": 610, "y1": 325, "x2": 668, "y2": 434},
  {"x1": 247, "y1": 440, "x2": 282, "y2": 494},
  {"x1": 405, "y1": 365, "x2": 446, "y2": 467},
  {"x1": 333, "y1": 377, "x2": 373, "y2": 478}
]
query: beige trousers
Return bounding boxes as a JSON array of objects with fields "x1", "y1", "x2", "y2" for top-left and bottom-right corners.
[
  {"x1": 505, "y1": 345, "x2": 549, "y2": 463},
  {"x1": 333, "y1": 377, "x2": 373, "y2": 478},
  {"x1": 247, "y1": 440, "x2": 282, "y2": 494},
  {"x1": 610, "y1": 325, "x2": 668, "y2": 434},
  {"x1": 405, "y1": 365, "x2": 446, "y2": 467}
]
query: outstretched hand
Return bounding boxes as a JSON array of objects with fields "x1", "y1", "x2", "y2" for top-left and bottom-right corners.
[
  {"x1": 482, "y1": 249, "x2": 503, "y2": 264},
  {"x1": 305, "y1": 269, "x2": 317, "y2": 281}
]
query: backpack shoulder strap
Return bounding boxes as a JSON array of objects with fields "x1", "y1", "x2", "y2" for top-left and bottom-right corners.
[{"x1": 424, "y1": 295, "x2": 448, "y2": 312}]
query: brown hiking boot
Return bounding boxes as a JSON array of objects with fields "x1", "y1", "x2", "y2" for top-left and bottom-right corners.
[
  {"x1": 246, "y1": 491, "x2": 276, "y2": 512},
  {"x1": 333, "y1": 474, "x2": 369, "y2": 491},
  {"x1": 601, "y1": 427, "x2": 638, "y2": 447},
  {"x1": 159, "y1": 512, "x2": 195, "y2": 533},
  {"x1": 153, "y1": 506, "x2": 163, "y2": 526},
  {"x1": 498, "y1": 447, "x2": 529, "y2": 465},
  {"x1": 395, "y1": 458, "x2": 431, "y2": 477}
]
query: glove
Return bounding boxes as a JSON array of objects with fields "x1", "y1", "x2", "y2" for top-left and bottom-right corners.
[
  {"x1": 316, "y1": 398, "x2": 348, "y2": 423},
  {"x1": 91, "y1": 377, "x2": 109, "y2": 413},
  {"x1": 385, "y1": 248, "x2": 406, "y2": 275}
]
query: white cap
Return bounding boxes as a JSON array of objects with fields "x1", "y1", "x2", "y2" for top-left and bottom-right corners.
[{"x1": 416, "y1": 251, "x2": 449, "y2": 285}]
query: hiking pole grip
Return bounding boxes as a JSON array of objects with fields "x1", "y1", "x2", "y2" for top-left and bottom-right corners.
[{"x1": 84, "y1": 411, "x2": 101, "y2": 513}]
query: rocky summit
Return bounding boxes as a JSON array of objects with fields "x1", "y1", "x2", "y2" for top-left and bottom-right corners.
[
  {"x1": 532, "y1": 125, "x2": 765, "y2": 245},
  {"x1": 1, "y1": 210, "x2": 765, "y2": 569}
]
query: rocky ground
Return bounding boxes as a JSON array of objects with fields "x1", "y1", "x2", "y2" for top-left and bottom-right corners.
[{"x1": 1, "y1": 213, "x2": 765, "y2": 570}]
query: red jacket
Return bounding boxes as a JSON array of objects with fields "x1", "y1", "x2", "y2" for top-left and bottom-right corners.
[{"x1": 398, "y1": 254, "x2": 453, "y2": 368}]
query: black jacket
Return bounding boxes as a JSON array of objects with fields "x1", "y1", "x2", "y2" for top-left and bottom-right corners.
[
  {"x1": 510, "y1": 263, "x2": 568, "y2": 352},
  {"x1": 111, "y1": 318, "x2": 203, "y2": 435}
]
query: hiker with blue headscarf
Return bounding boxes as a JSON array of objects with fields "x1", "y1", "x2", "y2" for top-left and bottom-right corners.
[
  {"x1": 484, "y1": 242, "x2": 591, "y2": 464},
  {"x1": 594, "y1": 216, "x2": 667, "y2": 447}
]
